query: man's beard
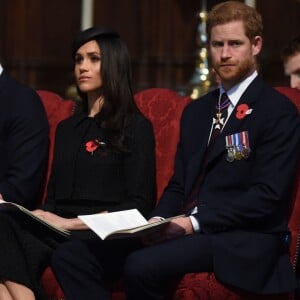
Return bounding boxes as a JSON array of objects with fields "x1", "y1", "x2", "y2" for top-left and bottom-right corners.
[{"x1": 213, "y1": 57, "x2": 254, "y2": 88}]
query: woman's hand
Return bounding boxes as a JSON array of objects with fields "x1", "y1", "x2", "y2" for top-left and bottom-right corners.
[{"x1": 32, "y1": 209, "x2": 88, "y2": 230}]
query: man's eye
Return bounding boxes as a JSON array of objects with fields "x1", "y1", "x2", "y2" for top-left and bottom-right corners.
[
  {"x1": 230, "y1": 41, "x2": 242, "y2": 47},
  {"x1": 212, "y1": 42, "x2": 223, "y2": 48}
]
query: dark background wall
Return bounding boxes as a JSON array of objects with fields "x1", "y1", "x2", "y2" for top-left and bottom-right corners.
[{"x1": 0, "y1": 0, "x2": 299, "y2": 99}]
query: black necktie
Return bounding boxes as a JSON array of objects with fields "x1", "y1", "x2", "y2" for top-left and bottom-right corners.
[{"x1": 209, "y1": 92, "x2": 231, "y2": 145}]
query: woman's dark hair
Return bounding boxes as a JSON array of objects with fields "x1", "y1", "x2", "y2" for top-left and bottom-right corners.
[{"x1": 72, "y1": 27, "x2": 139, "y2": 152}]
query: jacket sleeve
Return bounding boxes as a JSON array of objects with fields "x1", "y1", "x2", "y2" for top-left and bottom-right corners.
[{"x1": 0, "y1": 89, "x2": 49, "y2": 208}]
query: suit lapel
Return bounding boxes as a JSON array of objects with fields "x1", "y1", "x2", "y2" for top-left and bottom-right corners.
[
  {"x1": 185, "y1": 146, "x2": 208, "y2": 195},
  {"x1": 204, "y1": 76, "x2": 263, "y2": 166},
  {"x1": 185, "y1": 92, "x2": 217, "y2": 194}
]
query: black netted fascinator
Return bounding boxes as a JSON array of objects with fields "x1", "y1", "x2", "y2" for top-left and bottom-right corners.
[{"x1": 72, "y1": 27, "x2": 120, "y2": 58}]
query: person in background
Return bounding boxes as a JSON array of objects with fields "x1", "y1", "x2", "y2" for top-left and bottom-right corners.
[
  {"x1": 0, "y1": 27, "x2": 155, "y2": 300},
  {"x1": 51, "y1": 2, "x2": 300, "y2": 299},
  {"x1": 281, "y1": 35, "x2": 300, "y2": 90},
  {"x1": 281, "y1": 34, "x2": 300, "y2": 300}
]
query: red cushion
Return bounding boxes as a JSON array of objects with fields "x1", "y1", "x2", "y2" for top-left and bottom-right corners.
[
  {"x1": 37, "y1": 90, "x2": 75, "y2": 203},
  {"x1": 275, "y1": 86, "x2": 300, "y2": 111},
  {"x1": 134, "y1": 88, "x2": 190, "y2": 200},
  {"x1": 275, "y1": 87, "x2": 300, "y2": 265}
]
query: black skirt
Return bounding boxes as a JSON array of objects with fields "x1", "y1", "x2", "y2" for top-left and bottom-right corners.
[
  {"x1": 0, "y1": 211, "x2": 97, "y2": 300},
  {"x1": 0, "y1": 213, "x2": 53, "y2": 299}
]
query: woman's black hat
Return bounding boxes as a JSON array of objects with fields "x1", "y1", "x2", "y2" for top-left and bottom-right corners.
[{"x1": 72, "y1": 27, "x2": 120, "y2": 58}]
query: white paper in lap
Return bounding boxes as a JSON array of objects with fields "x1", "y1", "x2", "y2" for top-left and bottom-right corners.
[{"x1": 78, "y1": 209, "x2": 148, "y2": 239}]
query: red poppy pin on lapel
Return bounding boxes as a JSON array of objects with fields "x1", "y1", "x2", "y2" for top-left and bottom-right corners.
[
  {"x1": 236, "y1": 104, "x2": 253, "y2": 120},
  {"x1": 85, "y1": 139, "x2": 106, "y2": 154}
]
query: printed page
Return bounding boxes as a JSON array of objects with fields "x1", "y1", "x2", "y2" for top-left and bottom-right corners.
[{"x1": 78, "y1": 209, "x2": 148, "y2": 240}]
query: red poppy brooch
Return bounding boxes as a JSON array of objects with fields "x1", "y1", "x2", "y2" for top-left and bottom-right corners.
[
  {"x1": 85, "y1": 139, "x2": 106, "y2": 154},
  {"x1": 236, "y1": 104, "x2": 253, "y2": 120}
]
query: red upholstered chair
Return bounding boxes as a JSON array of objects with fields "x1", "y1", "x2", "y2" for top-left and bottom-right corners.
[
  {"x1": 36, "y1": 90, "x2": 75, "y2": 203},
  {"x1": 275, "y1": 87, "x2": 300, "y2": 276},
  {"x1": 134, "y1": 88, "x2": 191, "y2": 201},
  {"x1": 36, "y1": 90, "x2": 75, "y2": 300}
]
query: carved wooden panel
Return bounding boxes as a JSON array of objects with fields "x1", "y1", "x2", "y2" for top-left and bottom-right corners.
[
  {"x1": 256, "y1": 0, "x2": 300, "y2": 86},
  {"x1": 0, "y1": 0, "x2": 299, "y2": 97},
  {"x1": 0, "y1": 0, "x2": 81, "y2": 95}
]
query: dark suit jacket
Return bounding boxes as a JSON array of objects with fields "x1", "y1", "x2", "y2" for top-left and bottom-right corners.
[
  {"x1": 42, "y1": 112, "x2": 156, "y2": 219},
  {"x1": 0, "y1": 71, "x2": 49, "y2": 208},
  {"x1": 152, "y1": 76, "x2": 300, "y2": 294}
]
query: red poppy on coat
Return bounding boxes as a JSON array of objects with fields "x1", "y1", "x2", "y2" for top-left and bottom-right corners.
[
  {"x1": 236, "y1": 103, "x2": 250, "y2": 120},
  {"x1": 86, "y1": 139, "x2": 101, "y2": 153}
]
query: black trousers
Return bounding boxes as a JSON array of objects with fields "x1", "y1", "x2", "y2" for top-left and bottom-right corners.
[{"x1": 51, "y1": 234, "x2": 213, "y2": 300}]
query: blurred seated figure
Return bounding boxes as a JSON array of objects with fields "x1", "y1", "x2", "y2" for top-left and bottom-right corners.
[{"x1": 281, "y1": 35, "x2": 300, "y2": 90}]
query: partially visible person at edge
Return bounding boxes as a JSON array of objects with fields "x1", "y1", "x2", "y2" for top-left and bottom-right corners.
[
  {"x1": 281, "y1": 35, "x2": 300, "y2": 90},
  {"x1": 281, "y1": 34, "x2": 300, "y2": 300},
  {"x1": 0, "y1": 27, "x2": 155, "y2": 300},
  {"x1": 0, "y1": 64, "x2": 49, "y2": 205},
  {"x1": 51, "y1": 2, "x2": 300, "y2": 300},
  {"x1": 0, "y1": 59, "x2": 49, "y2": 296}
]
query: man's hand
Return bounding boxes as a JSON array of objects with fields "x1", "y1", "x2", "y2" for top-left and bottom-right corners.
[{"x1": 143, "y1": 216, "x2": 193, "y2": 245}]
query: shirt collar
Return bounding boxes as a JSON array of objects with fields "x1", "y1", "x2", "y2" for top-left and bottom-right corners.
[{"x1": 219, "y1": 70, "x2": 258, "y2": 107}]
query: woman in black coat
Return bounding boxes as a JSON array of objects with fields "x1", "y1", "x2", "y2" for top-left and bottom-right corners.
[{"x1": 0, "y1": 27, "x2": 156, "y2": 300}]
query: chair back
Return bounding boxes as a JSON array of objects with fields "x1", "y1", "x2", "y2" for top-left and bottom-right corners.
[
  {"x1": 134, "y1": 88, "x2": 191, "y2": 201},
  {"x1": 275, "y1": 86, "x2": 300, "y2": 269},
  {"x1": 37, "y1": 90, "x2": 75, "y2": 203}
]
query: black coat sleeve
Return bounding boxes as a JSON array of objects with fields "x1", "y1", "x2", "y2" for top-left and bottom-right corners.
[{"x1": 0, "y1": 76, "x2": 49, "y2": 208}]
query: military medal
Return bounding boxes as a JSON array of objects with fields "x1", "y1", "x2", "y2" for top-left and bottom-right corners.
[
  {"x1": 227, "y1": 148, "x2": 235, "y2": 162},
  {"x1": 225, "y1": 131, "x2": 251, "y2": 162},
  {"x1": 242, "y1": 146, "x2": 250, "y2": 158},
  {"x1": 234, "y1": 146, "x2": 243, "y2": 160},
  {"x1": 225, "y1": 135, "x2": 235, "y2": 162},
  {"x1": 212, "y1": 112, "x2": 225, "y2": 130},
  {"x1": 213, "y1": 93, "x2": 231, "y2": 131},
  {"x1": 240, "y1": 131, "x2": 250, "y2": 158}
]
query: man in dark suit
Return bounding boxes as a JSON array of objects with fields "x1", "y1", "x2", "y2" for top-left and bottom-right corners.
[
  {"x1": 50, "y1": 2, "x2": 300, "y2": 299},
  {"x1": 0, "y1": 64, "x2": 49, "y2": 207},
  {"x1": 123, "y1": 1, "x2": 300, "y2": 298}
]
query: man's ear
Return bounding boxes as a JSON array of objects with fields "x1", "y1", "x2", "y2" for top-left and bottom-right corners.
[{"x1": 252, "y1": 36, "x2": 263, "y2": 56}]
